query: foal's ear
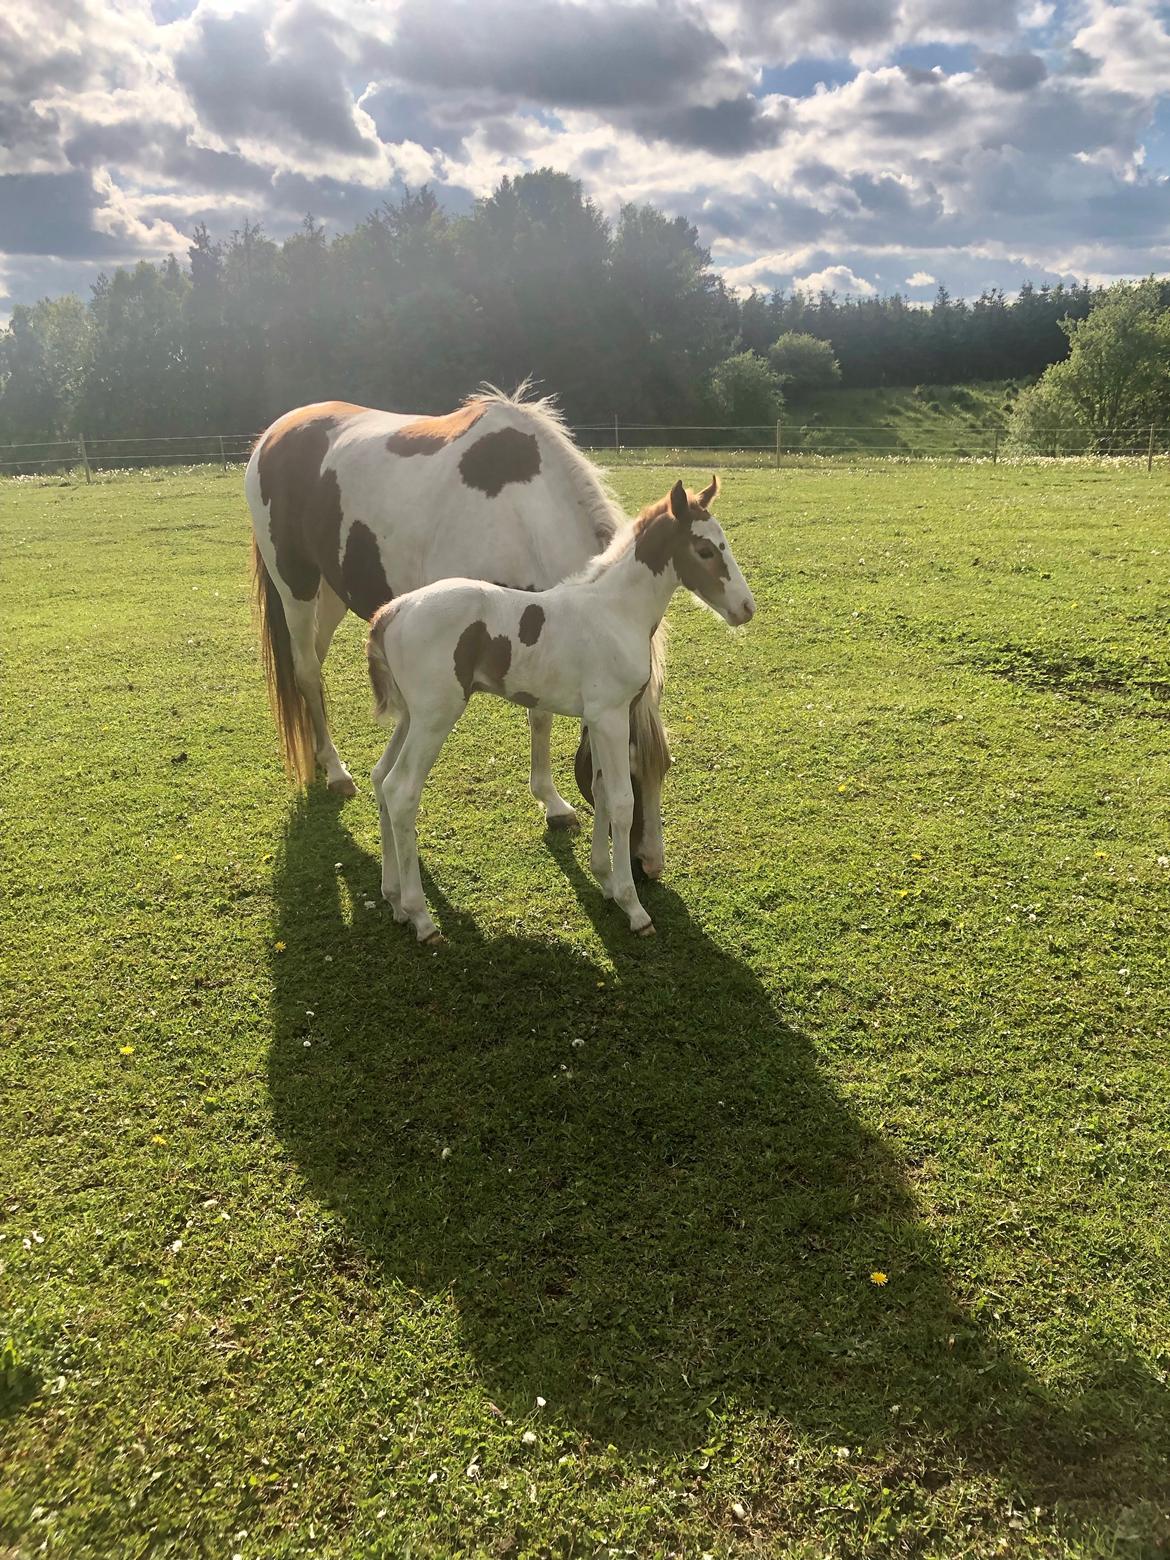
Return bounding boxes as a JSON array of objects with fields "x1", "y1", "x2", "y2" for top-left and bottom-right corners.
[
  {"x1": 699, "y1": 473, "x2": 718, "y2": 509},
  {"x1": 669, "y1": 479, "x2": 690, "y2": 524}
]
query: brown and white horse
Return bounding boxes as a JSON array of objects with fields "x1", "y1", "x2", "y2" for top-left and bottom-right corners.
[{"x1": 245, "y1": 387, "x2": 671, "y2": 873}]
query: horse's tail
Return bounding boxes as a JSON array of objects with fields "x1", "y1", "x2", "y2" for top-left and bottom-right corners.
[
  {"x1": 366, "y1": 603, "x2": 403, "y2": 723},
  {"x1": 632, "y1": 619, "x2": 671, "y2": 788},
  {"x1": 251, "y1": 536, "x2": 316, "y2": 783}
]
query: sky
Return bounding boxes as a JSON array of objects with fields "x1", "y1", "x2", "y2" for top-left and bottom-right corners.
[{"x1": 3, "y1": 0, "x2": 1170, "y2": 313}]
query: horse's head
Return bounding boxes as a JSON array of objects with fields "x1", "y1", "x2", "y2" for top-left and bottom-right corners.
[{"x1": 664, "y1": 475, "x2": 755, "y2": 627}]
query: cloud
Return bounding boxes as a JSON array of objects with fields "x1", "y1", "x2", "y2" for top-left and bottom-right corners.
[
  {"x1": 975, "y1": 49, "x2": 1047, "y2": 90},
  {"x1": 173, "y1": 3, "x2": 380, "y2": 158},
  {"x1": 906, "y1": 270, "x2": 938, "y2": 285},
  {"x1": 1072, "y1": 0, "x2": 1170, "y2": 98},
  {"x1": 792, "y1": 263, "x2": 877, "y2": 295}
]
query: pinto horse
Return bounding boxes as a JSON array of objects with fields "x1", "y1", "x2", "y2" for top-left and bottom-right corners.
[
  {"x1": 367, "y1": 477, "x2": 754, "y2": 942},
  {"x1": 245, "y1": 387, "x2": 671, "y2": 874}
]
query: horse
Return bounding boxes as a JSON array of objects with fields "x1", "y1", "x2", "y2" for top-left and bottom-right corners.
[
  {"x1": 366, "y1": 476, "x2": 754, "y2": 943},
  {"x1": 245, "y1": 386, "x2": 672, "y2": 875}
]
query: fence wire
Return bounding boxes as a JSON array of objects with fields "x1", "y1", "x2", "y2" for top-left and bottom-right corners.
[{"x1": 1, "y1": 423, "x2": 1168, "y2": 477}]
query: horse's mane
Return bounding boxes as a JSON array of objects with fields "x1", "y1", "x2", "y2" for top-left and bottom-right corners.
[{"x1": 468, "y1": 380, "x2": 625, "y2": 549}]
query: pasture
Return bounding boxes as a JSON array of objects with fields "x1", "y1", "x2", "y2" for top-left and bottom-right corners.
[{"x1": 2, "y1": 461, "x2": 1169, "y2": 1558}]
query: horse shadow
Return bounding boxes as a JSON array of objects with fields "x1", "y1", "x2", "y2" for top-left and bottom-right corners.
[{"x1": 266, "y1": 788, "x2": 1168, "y2": 1514}]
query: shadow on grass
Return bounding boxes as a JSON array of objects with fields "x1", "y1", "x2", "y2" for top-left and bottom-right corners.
[{"x1": 267, "y1": 788, "x2": 1168, "y2": 1512}]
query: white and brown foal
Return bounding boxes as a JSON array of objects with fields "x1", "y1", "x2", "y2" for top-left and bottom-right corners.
[{"x1": 367, "y1": 476, "x2": 754, "y2": 942}]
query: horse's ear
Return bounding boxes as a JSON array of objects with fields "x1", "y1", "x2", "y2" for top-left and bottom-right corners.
[
  {"x1": 699, "y1": 473, "x2": 718, "y2": 509},
  {"x1": 669, "y1": 479, "x2": 690, "y2": 524}
]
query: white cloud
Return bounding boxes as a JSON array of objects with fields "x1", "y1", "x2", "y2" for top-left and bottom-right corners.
[
  {"x1": 906, "y1": 270, "x2": 937, "y2": 285},
  {"x1": 792, "y1": 263, "x2": 877, "y2": 294},
  {"x1": 1072, "y1": 0, "x2": 1170, "y2": 99}
]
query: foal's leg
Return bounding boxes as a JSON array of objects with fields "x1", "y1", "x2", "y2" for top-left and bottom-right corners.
[
  {"x1": 528, "y1": 710, "x2": 578, "y2": 831},
  {"x1": 372, "y1": 714, "x2": 410, "y2": 919},
  {"x1": 282, "y1": 594, "x2": 357, "y2": 797},
  {"x1": 591, "y1": 710, "x2": 653, "y2": 935},
  {"x1": 382, "y1": 703, "x2": 463, "y2": 943}
]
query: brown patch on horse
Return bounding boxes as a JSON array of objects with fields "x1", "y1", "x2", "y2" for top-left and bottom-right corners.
[
  {"x1": 632, "y1": 497, "x2": 677, "y2": 576},
  {"x1": 385, "y1": 402, "x2": 486, "y2": 456},
  {"x1": 342, "y1": 521, "x2": 394, "y2": 621},
  {"x1": 518, "y1": 603, "x2": 545, "y2": 645},
  {"x1": 459, "y1": 427, "x2": 542, "y2": 499},
  {"x1": 453, "y1": 621, "x2": 513, "y2": 701},
  {"x1": 257, "y1": 404, "x2": 361, "y2": 602},
  {"x1": 508, "y1": 691, "x2": 539, "y2": 708}
]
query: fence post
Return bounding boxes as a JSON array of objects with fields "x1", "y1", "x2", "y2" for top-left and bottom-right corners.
[
  {"x1": 992, "y1": 427, "x2": 999, "y2": 464},
  {"x1": 218, "y1": 434, "x2": 228, "y2": 471},
  {"x1": 78, "y1": 433, "x2": 91, "y2": 484},
  {"x1": 613, "y1": 413, "x2": 619, "y2": 452},
  {"x1": 775, "y1": 419, "x2": 782, "y2": 468},
  {"x1": 1148, "y1": 424, "x2": 1156, "y2": 473}
]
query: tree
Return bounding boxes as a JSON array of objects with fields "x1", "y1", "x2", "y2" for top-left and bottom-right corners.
[
  {"x1": 767, "y1": 332, "x2": 841, "y2": 392},
  {"x1": 0, "y1": 295, "x2": 92, "y2": 443},
  {"x1": 1006, "y1": 279, "x2": 1170, "y2": 453},
  {"x1": 706, "y1": 351, "x2": 783, "y2": 433}
]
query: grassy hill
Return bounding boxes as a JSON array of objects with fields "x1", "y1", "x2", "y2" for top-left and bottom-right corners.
[{"x1": 780, "y1": 379, "x2": 1018, "y2": 456}]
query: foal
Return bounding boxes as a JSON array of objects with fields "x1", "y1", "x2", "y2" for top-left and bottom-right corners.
[{"x1": 366, "y1": 476, "x2": 755, "y2": 942}]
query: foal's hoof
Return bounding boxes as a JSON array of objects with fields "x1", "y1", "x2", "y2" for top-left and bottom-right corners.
[
  {"x1": 328, "y1": 773, "x2": 359, "y2": 798},
  {"x1": 546, "y1": 811, "x2": 579, "y2": 833},
  {"x1": 633, "y1": 921, "x2": 656, "y2": 937},
  {"x1": 420, "y1": 930, "x2": 446, "y2": 948}
]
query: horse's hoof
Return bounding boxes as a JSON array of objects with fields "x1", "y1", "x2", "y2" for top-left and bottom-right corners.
[
  {"x1": 328, "y1": 774, "x2": 359, "y2": 798},
  {"x1": 547, "y1": 812, "x2": 579, "y2": 832},
  {"x1": 634, "y1": 922, "x2": 656, "y2": 937},
  {"x1": 420, "y1": 930, "x2": 445, "y2": 947}
]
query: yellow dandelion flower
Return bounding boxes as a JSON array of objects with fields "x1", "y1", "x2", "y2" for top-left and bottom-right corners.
[
  {"x1": 274, "y1": 940, "x2": 287, "y2": 952},
  {"x1": 1093, "y1": 850, "x2": 1108, "y2": 860},
  {"x1": 119, "y1": 1044, "x2": 135, "y2": 1056},
  {"x1": 151, "y1": 1134, "x2": 168, "y2": 1145},
  {"x1": 837, "y1": 783, "x2": 849, "y2": 794},
  {"x1": 870, "y1": 1271, "x2": 889, "y2": 1286}
]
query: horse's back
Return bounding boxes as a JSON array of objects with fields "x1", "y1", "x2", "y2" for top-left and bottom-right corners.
[{"x1": 248, "y1": 391, "x2": 619, "y2": 618}]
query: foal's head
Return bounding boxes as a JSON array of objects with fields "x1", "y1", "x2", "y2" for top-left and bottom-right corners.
[{"x1": 635, "y1": 476, "x2": 755, "y2": 626}]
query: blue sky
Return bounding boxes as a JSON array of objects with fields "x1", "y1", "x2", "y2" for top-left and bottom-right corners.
[{"x1": 3, "y1": 0, "x2": 1170, "y2": 312}]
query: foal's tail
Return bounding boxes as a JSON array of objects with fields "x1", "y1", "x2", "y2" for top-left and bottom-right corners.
[
  {"x1": 366, "y1": 603, "x2": 404, "y2": 723},
  {"x1": 251, "y1": 537, "x2": 315, "y2": 783}
]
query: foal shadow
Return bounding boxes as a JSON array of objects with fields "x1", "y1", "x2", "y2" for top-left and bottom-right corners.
[{"x1": 266, "y1": 788, "x2": 1168, "y2": 1513}]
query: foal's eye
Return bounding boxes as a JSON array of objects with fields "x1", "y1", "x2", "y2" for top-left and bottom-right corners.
[{"x1": 695, "y1": 544, "x2": 716, "y2": 560}]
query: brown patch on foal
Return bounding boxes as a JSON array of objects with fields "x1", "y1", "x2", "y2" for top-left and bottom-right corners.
[
  {"x1": 258, "y1": 403, "x2": 362, "y2": 601},
  {"x1": 459, "y1": 427, "x2": 542, "y2": 499},
  {"x1": 342, "y1": 520, "x2": 394, "y2": 620},
  {"x1": 508, "y1": 691, "x2": 540, "y2": 708},
  {"x1": 518, "y1": 602, "x2": 545, "y2": 644},
  {"x1": 453, "y1": 621, "x2": 513, "y2": 701},
  {"x1": 385, "y1": 402, "x2": 486, "y2": 456}
]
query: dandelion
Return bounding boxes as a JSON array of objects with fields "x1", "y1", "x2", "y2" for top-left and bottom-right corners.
[
  {"x1": 119, "y1": 1044, "x2": 135, "y2": 1056},
  {"x1": 274, "y1": 940, "x2": 286, "y2": 952},
  {"x1": 151, "y1": 1134, "x2": 168, "y2": 1145},
  {"x1": 1093, "y1": 850, "x2": 1108, "y2": 860},
  {"x1": 870, "y1": 1270, "x2": 889, "y2": 1286},
  {"x1": 521, "y1": 1430, "x2": 537, "y2": 1445},
  {"x1": 837, "y1": 783, "x2": 849, "y2": 793}
]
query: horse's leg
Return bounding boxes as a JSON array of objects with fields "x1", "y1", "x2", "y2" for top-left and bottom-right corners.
[
  {"x1": 528, "y1": 710, "x2": 578, "y2": 831},
  {"x1": 589, "y1": 757, "x2": 611, "y2": 887},
  {"x1": 591, "y1": 710, "x2": 653, "y2": 935},
  {"x1": 372, "y1": 714, "x2": 410, "y2": 920},
  {"x1": 283, "y1": 594, "x2": 357, "y2": 797},
  {"x1": 382, "y1": 704, "x2": 462, "y2": 943},
  {"x1": 314, "y1": 581, "x2": 348, "y2": 664}
]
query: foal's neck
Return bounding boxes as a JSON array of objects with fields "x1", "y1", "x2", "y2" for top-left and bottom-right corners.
[{"x1": 584, "y1": 536, "x2": 677, "y2": 628}]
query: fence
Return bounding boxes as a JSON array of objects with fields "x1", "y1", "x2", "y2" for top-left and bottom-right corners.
[{"x1": 2, "y1": 421, "x2": 1168, "y2": 478}]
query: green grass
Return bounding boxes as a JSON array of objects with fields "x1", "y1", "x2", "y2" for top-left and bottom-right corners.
[
  {"x1": 2, "y1": 461, "x2": 1169, "y2": 1558},
  {"x1": 781, "y1": 381, "x2": 1016, "y2": 456}
]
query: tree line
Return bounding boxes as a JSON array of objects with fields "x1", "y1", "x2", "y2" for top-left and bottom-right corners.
[{"x1": 0, "y1": 168, "x2": 1133, "y2": 448}]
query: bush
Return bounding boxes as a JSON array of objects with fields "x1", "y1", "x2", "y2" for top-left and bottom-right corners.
[
  {"x1": 706, "y1": 351, "x2": 784, "y2": 431},
  {"x1": 767, "y1": 332, "x2": 842, "y2": 392}
]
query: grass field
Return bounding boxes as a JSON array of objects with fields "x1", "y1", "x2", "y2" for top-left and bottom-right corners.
[{"x1": 2, "y1": 460, "x2": 1169, "y2": 1559}]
